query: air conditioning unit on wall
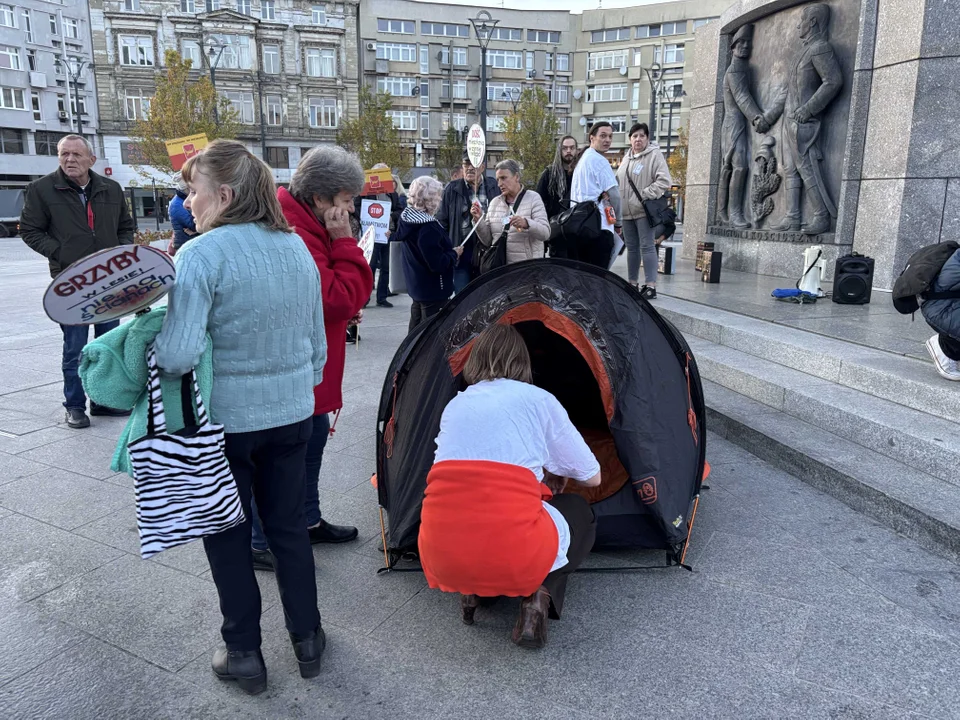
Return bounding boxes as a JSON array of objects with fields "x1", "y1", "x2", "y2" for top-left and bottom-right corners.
[{"x1": 365, "y1": 41, "x2": 376, "y2": 51}]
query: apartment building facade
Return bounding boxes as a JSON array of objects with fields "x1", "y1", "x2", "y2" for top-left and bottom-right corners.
[
  {"x1": 359, "y1": 0, "x2": 577, "y2": 170},
  {"x1": 88, "y1": 0, "x2": 359, "y2": 209},
  {"x1": 0, "y1": 0, "x2": 100, "y2": 189}
]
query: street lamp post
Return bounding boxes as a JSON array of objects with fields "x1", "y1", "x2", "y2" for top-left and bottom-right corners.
[
  {"x1": 57, "y1": 57, "x2": 90, "y2": 136},
  {"x1": 665, "y1": 86, "x2": 687, "y2": 159},
  {"x1": 640, "y1": 61, "x2": 663, "y2": 139},
  {"x1": 469, "y1": 10, "x2": 499, "y2": 139},
  {"x1": 502, "y1": 86, "x2": 521, "y2": 112},
  {"x1": 205, "y1": 39, "x2": 227, "y2": 125}
]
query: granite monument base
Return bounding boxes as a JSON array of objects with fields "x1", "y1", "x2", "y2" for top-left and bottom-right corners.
[{"x1": 705, "y1": 226, "x2": 851, "y2": 280}]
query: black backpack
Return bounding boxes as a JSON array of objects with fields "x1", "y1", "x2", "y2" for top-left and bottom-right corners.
[{"x1": 892, "y1": 241, "x2": 960, "y2": 314}]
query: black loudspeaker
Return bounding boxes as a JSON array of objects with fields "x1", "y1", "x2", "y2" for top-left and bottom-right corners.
[{"x1": 833, "y1": 253, "x2": 874, "y2": 304}]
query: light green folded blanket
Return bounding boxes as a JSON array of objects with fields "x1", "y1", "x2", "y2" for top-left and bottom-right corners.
[{"x1": 78, "y1": 307, "x2": 214, "y2": 476}]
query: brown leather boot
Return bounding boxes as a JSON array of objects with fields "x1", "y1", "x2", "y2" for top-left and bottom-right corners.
[
  {"x1": 511, "y1": 586, "x2": 551, "y2": 648},
  {"x1": 460, "y1": 594, "x2": 479, "y2": 625}
]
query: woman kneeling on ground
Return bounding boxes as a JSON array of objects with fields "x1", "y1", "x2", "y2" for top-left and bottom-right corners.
[{"x1": 418, "y1": 324, "x2": 601, "y2": 648}]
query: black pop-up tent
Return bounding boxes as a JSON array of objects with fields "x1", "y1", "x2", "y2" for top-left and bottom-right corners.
[{"x1": 375, "y1": 259, "x2": 707, "y2": 565}]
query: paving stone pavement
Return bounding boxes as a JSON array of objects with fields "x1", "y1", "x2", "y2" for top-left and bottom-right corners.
[{"x1": 1, "y1": 236, "x2": 959, "y2": 719}]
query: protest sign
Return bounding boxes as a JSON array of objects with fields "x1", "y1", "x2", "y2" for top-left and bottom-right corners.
[
  {"x1": 466, "y1": 124, "x2": 486, "y2": 168},
  {"x1": 360, "y1": 199, "x2": 391, "y2": 245},
  {"x1": 43, "y1": 246, "x2": 176, "y2": 326},
  {"x1": 165, "y1": 133, "x2": 209, "y2": 171},
  {"x1": 358, "y1": 225, "x2": 376, "y2": 264},
  {"x1": 362, "y1": 168, "x2": 396, "y2": 196}
]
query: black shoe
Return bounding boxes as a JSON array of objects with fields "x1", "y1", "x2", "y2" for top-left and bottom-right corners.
[
  {"x1": 89, "y1": 402, "x2": 132, "y2": 417},
  {"x1": 345, "y1": 327, "x2": 360, "y2": 345},
  {"x1": 376, "y1": 300, "x2": 394, "y2": 308},
  {"x1": 639, "y1": 285, "x2": 658, "y2": 300},
  {"x1": 252, "y1": 548, "x2": 275, "y2": 572},
  {"x1": 65, "y1": 408, "x2": 90, "y2": 429},
  {"x1": 211, "y1": 648, "x2": 267, "y2": 695},
  {"x1": 290, "y1": 625, "x2": 326, "y2": 678},
  {"x1": 387, "y1": 292, "x2": 399, "y2": 298},
  {"x1": 308, "y1": 519, "x2": 359, "y2": 544}
]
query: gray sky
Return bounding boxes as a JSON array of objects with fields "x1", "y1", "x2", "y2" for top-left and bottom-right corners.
[{"x1": 411, "y1": 0, "x2": 669, "y2": 13}]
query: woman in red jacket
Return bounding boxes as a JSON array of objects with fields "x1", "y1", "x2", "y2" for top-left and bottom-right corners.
[{"x1": 248, "y1": 146, "x2": 374, "y2": 569}]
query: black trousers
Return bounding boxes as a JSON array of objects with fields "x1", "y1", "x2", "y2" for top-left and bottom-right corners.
[
  {"x1": 203, "y1": 417, "x2": 320, "y2": 651},
  {"x1": 940, "y1": 333, "x2": 960, "y2": 362},
  {"x1": 542, "y1": 494, "x2": 596, "y2": 619},
  {"x1": 408, "y1": 299, "x2": 446, "y2": 332},
  {"x1": 369, "y1": 243, "x2": 390, "y2": 304},
  {"x1": 550, "y1": 230, "x2": 614, "y2": 270}
]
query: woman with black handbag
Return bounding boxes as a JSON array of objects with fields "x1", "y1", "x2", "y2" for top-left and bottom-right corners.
[
  {"x1": 472, "y1": 160, "x2": 551, "y2": 272},
  {"x1": 616, "y1": 123, "x2": 672, "y2": 299}
]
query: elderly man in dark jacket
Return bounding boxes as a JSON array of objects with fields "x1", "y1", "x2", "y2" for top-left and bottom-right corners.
[
  {"x1": 436, "y1": 153, "x2": 500, "y2": 293},
  {"x1": 20, "y1": 134, "x2": 135, "y2": 429}
]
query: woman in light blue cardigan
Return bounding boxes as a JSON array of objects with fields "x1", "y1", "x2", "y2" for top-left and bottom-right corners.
[{"x1": 154, "y1": 140, "x2": 326, "y2": 694}]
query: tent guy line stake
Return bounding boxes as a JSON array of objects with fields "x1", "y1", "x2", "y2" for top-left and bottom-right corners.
[
  {"x1": 378, "y1": 506, "x2": 390, "y2": 569},
  {"x1": 679, "y1": 493, "x2": 701, "y2": 567}
]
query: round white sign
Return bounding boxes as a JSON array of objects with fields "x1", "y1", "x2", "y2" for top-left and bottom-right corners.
[
  {"x1": 466, "y1": 124, "x2": 486, "y2": 169},
  {"x1": 43, "y1": 245, "x2": 176, "y2": 326}
]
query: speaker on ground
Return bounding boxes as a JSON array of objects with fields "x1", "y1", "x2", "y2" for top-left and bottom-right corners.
[{"x1": 832, "y1": 253, "x2": 874, "y2": 304}]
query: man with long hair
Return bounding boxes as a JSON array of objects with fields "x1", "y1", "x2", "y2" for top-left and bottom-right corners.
[{"x1": 536, "y1": 136, "x2": 578, "y2": 220}]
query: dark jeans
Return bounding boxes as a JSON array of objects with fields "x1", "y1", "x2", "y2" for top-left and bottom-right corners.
[
  {"x1": 204, "y1": 418, "x2": 320, "y2": 650},
  {"x1": 453, "y1": 260, "x2": 474, "y2": 294},
  {"x1": 250, "y1": 412, "x2": 330, "y2": 552},
  {"x1": 550, "y1": 230, "x2": 614, "y2": 270},
  {"x1": 941, "y1": 334, "x2": 960, "y2": 362},
  {"x1": 409, "y1": 299, "x2": 446, "y2": 332},
  {"x1": 542, "y1": 494, "x2": 596, "y2": 619},
  {"x1": 60, "y1": 320, "x2": 120, "y2": 410},
  {"x1": 370, "y1": 243, "x2": 390, "y2": 304}
]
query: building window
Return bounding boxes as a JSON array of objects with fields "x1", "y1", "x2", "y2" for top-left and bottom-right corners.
[
  {"x1": 205, "y1": 0, "x2": 220, "y2": 10},
  {"x1": 306, "y1": 47, "x2": 335, "y2": 77},
  {"x1": 261, "y1": 0, "x2": 275, "y2": 20},
  {"x1": 527, "y1": 30, "x2": 559, "y2": 44},
  {"x1": 441, "y1": 79, "x2": 467, "y2": 99},
  {"x1": 124, "y1": 0, "x2": 141, "y2": 10},
  {"x1": 36, "y1": 131, "x2": 68, "y2": 155},
  {"x1": 590, "y1": 28, "x2": 630, "y2": 44},
  {"x1": 420, "y1": 45, "x2": 428, "y2": 74},
  {"x1": 547, "y1": 53, "x2": 569, "y2": 72},
  {"x1": 487, "y1": 27, "x2": 521, "y2": 41},
  {"x1": 420, "y1": 112, "x2": 429, "y2": 139},
  {"x1": 526, "y1": 52, "x2": 534, "y2": 72},
  {"x1": 31, "y1": 91, "x2": 41, "y2": 121},
  {"x1": 265, "y1": 146, "x2": 288, "y2": 168},
  {"x1": 180, "y1": 0, "x2": 196, "y2": 12},
  {"x1": 124, "y1": 91, "x2": 151, "y2": 120},
  {"x1": 0, "y1": 46, "x2": 21, "y2": 71},
  {"x1": 309, "y1": 97, "x2": 338, "y2": 128},
  {"x1": 223, "y1": 91, "x2": 255, "y2": 123},
  {"x1": 377, "y1": 76, "x2": 415, "y2": 96},
  {"x1": 63, "y1": 17, "x2": 78, "y2": 39},
  {"x1": 311, "y1": 5, "x2": 326, "y2": 24},
  {"x1": 593, "y1": 116, "x2": 626, "y2": 133},
  {"x1": 0, "y1": 5, "x2": 14, "y2": 28},
  {"x1": 388, "y1": 110, "x2": 416, "y2": 130},
  {"x1": 558, "y1": 116, "x2": 570, "y2": 134},
  {"x1": 266, "y1": 94, "x2": 282, "y2": 125},
  {"x1": 485, "y1": 50, "x2": 523, "y2": 69},
  {"x1": 120, "y1": 36, "x2": 154, "y2": 66},
  {"x1": 236, "y1": 0, "x2": 250, "y2": 13},
  {"x1": 547, "y1": 84, "x2": 569, "y2": 104},
  {"x1": 420, "y1": 81, "x2": 429, "y2": 107},
  {"x1": 588, "y1": 50, "x2": 627, "y2": 71},
  {"x1": 27, "y1": 50, "x2": 37, "y2": 71},
  {"x1": 694, "y1": 18, "x2": 717, "y2": 30},
  {"x1": 441, "y1": 113, "x2": 467, "y2": 132},
  {"x1": 659, "y1": 112, "x2": 681, "y2": 137},
  {"x1": 48, "y1": 14, "x2": 57, "y2": 34},
  {"x1": 21, "y1": 10, "x2": 32, "y2": 42},
  {"x1": 0, "y1": 128, "x2": 23, "y2": 153},
  {"x1": 262, "y1": 44, "x2": 280, "y2": 74},
  {"x1": 377, "y1": 19, "x2": 414, "y2": 34},
  {"x1": 587, "y1": 83, "x2": 627, "y2": 102},
  {"x1": 0, "y1": 87, "x2": 26, "y2": 109},
  {"x1": 377, "y1": 43, "x2": 416, "y2": 62},
  {"x1": 220, "y1": 36, "x2": 252, "y2": 69},
  {"x1": 182, "y1": 40, "x2": 202, "y2": 67},
  {"x1": 486, "y1": 82, "x2": 521, "y2": 102},
  {"x1": 421, "y1": 22, "x2": 469, "y2": 38},
  {"x1": 655, "y1": 44, "x2": 685, "y2": 64},
  {"x1": 439, "y1": 46, "x2": 467, "y2": 66},
  {"x1": 485, "y1": 115, "x2": 506, "y2": 133}
]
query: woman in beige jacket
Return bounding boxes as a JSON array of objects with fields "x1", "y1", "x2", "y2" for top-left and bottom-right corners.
[
  {"x1": 615, "y1": 122, "x2": 672, "y2": 299},
  {"x1": 472, "y1": 160, "x2": 551, "y2": 265}
]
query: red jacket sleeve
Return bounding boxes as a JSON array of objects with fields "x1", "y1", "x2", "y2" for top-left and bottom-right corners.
[{"x1": 309, "y1": 236, "x2": 374, "y2": 324}]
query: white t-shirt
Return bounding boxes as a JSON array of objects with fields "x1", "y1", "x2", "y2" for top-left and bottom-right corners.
[
  {"x1": 434, "y1": 378, "x2": 601, "y2": 571},
  {"x1": 571, "y1": 147, "x2": 618, "y2": 234}
]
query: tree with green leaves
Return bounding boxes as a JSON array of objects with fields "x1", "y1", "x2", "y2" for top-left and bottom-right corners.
[
  {"x1": 667, "y1": 125, "x2": 688, "y2": 203},
  {"x1": 435, "y1": 127, "x2": 464, "y2": 184},
  {"x1": 504, "y1": 87, "x2": 561, "y2": 188},
  {"x1": 130, "y1": 50, "x2": 239, "y2": 176},
  {"x1": 337, "y1": 85, "x2": 408, "y2": 177}
]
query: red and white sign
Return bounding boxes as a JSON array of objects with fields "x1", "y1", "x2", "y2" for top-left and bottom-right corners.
[
  {"x1": 466, "y1": 124, "x2": 486, "y2": 169},
  {"x1": 367, "y1": 203, "x2": 385, "y2": 219},
  {"x1": 104, "y1": 167, "x2": 113, "y2": 176},
  {"x1": 43, "y1": 245, "x2": 176, "y2": 326},
  {"x1": 360, "y1": 199, "x2": 391, "y2": 245}
]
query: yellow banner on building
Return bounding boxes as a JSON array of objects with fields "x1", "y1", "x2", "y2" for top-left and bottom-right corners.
[{"x1": 165, "y1": 133, "x2": 209, "y2": 171}]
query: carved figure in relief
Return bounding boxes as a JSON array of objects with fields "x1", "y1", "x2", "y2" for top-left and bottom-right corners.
[
  {"x1": 716, "y1": 24, "x2": 764, "y2": 229},
  {"x1": 751, "y1": 135, "x2": 781, "y2": 225},
  {"x1": 754, "y1": 3, "x2": 843, "y2": 235}
]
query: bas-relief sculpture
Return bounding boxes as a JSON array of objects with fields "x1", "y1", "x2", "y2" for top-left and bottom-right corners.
[{"x1": 715, "y1": 2, "x2": 844, "y2": 236}]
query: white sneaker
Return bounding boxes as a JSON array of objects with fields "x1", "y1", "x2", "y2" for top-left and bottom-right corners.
[{"x1": 925, "y1": 335, "x2": 960, "y2": 381}]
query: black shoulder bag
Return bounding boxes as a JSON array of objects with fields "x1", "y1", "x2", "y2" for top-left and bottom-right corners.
[
  {"x1": 473, "y1": 190, "x2": 526, "y2": 275},
  {"x1": 626, "y1": 170, "x2": 676, "y2": 243}
]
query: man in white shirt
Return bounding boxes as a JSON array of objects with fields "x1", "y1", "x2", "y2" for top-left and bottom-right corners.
[{"x1": 569, "y1": 122, "x2": 623, "y2": 268}]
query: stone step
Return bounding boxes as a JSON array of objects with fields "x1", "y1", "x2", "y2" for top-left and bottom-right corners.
[
  {"x1": 686, "y1": 336, "x2": 960, "y2": 485},
  {"x1": 703, "y1": 379, "x2": 960, "y2": 563},
  {"x1": 656, "y1": 296, "x2": 960, "y2": 423}
]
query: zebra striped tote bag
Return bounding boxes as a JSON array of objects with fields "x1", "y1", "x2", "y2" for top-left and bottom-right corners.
[{"x1": 128, "y1": 346, "x2": 245, "y2": 559}]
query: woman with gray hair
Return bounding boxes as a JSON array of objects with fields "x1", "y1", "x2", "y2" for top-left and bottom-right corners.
[
  {"x1": 471, "y1": 159, "x2": 551, "y2": 267},
  {"x1": 393, "y1": 175, "x2": 459, "y2": 331}
]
